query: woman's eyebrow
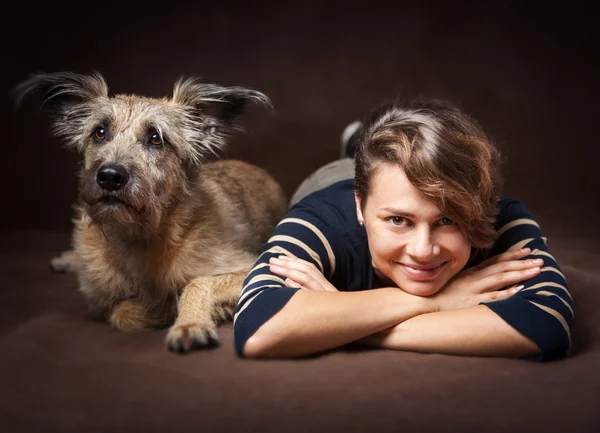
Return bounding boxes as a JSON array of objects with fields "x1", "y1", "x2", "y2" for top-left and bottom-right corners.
[
  {"x1": 380, "y1": 207, "x2": 444, "y2": 218},
  {"x1": 380, "y1": 207, "x2": 414, "y2": 216}
]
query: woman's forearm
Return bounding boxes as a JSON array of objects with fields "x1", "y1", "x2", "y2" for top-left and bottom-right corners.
[
  {"x1": 243, "y1": 288, "x2": 432, "y2": 358},
  {"x1": 359, "y1": 305, "x2": 540, "y2": 358}
]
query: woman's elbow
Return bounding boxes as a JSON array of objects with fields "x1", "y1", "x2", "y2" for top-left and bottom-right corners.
[
  {"x1": 237, "y1": 325, "x2": 282, "y2": 359},
  {"x1": 524, "y1": 323, "x2": 572, "y2": 361},
  {"x1": 540, "y1": 334, "x2": 572, "y2": 361},
  {"x1": 241, "y1": 334, "x2": 269, "y2": 358},
  {"x1": 240, "y1": 327, "x2": 311, "y2": 358}
]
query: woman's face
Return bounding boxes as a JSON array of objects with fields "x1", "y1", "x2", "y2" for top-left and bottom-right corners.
[{"x1": 355, "y1": 163, "x2": 471, "y2": 296}]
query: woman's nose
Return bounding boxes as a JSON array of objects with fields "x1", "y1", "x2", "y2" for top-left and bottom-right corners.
[{"x1": 406, "y1": 226, "x2": 438, "y2": 260}]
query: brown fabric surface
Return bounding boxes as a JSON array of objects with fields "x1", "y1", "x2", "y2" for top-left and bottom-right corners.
[{"x1": 2, "y1": 2, "x2": 598, "y2": 432}]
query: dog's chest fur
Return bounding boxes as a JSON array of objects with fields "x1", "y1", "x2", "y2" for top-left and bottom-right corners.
[{"x1": 73, "y1": 205, "x2": 257, "y2": 304}]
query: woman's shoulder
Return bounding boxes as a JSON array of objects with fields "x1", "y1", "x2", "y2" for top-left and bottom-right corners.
[
  {"x1": 494, "y1": 196, "x2": 536, "y2": 229},
  {"x1": 289, "y1": 179, "x2": 359, "y2": 232},
  {"x1": 287, "y1": 177, "x2": 369, "y2": 244},
  {"x1": 488, "y1": 196, "x2": 545, "y2": 257}
]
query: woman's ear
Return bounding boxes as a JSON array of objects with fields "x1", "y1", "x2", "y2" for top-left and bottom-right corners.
[{"x1": 354, "y1": 191, "x2": 365, "y2": 226}]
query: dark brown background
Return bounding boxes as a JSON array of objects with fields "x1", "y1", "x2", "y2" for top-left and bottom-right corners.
[
  {"x1": 3, "y1": 1, "x2": 599, "y2": 234},
  {"x1": 2, "y1": 2, "x2": 599, "y2": 433}
]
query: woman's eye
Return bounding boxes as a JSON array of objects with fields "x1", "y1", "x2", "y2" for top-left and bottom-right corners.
[
  {"x1": 389, "y1": 216, "x2": 406, "y2": 226},
  {"x1": 93, "y1": 126, "x2": 106, "y2": 141},
  {"x1": 149, "y1": 131, "x2": 163, "y2": 146},
  {"x1": 439, "y1": 217, "x2": 455, "y2": 226}
]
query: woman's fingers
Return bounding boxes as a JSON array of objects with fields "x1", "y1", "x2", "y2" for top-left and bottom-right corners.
[
  {"x1": 481, "y1": 284, "x2": 524, "y2": 302},
  {"x1": 459, "y1": 248, "x2": 543, "y2": 294},
  {"x1": 284, "y1": 278, "x2": 305, "y2": 290},
  {"x1": 269, "y1": 259, "x2": 317, "y2": 287},
  {"x1": 273, "y1": 255, "x2": 320, "y2": 273},
  {"x1": 475, "y1": 266, "x2": 541, "y2": 293},
  {"x1": 473, "y1": 256, "x2": 544, "y2": 281},
  {"x1": 270, "y1": 256, "x2": 320, "y2": 277},
  {"x1": 469, "y1": 248, "x2": 531, "y2": 272},
  {"x1": 269, "y1": 256, "x2": 330, "y2": 291}
]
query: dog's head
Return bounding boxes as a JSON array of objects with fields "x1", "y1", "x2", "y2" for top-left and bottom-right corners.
[{"x1": 14, "y1": 71, "x2": 270, "y2": 233}]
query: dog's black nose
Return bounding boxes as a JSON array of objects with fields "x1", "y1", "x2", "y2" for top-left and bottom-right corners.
[{"x1": 96, "y1": 165, "x2": 130, "y2": 191}]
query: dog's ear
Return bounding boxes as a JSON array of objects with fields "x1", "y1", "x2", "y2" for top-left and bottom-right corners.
[
  {"x1": 171, "y1": 77, "x2": 271, "y2": 129},
  {"x1": 12, "y1": 72, "x2": 109, "y2": 152},
  {"x1": 12, "y1": 71, "x2": 109, "y2": 114},
  {"x1": 171, "y1": 77, "x2": 271, "y2": 162}
]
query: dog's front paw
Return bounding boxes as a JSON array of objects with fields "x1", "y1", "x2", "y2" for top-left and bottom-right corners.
[{"x1": 165, "y1": 322, "x2": 219, "y2": 353}]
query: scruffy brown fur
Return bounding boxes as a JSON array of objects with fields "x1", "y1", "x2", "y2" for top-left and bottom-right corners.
[{"x1": 15, "y1": 72, "x2": 287, "y2": 352}]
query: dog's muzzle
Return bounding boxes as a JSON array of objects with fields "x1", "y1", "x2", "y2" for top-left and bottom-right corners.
[{"x1": 96, "y1": 165, "x2": 130, "y2": 192}]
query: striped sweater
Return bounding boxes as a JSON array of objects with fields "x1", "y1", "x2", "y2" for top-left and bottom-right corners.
[{"x1": 233, "y1": 179, "x2": 573, "y2": 360}]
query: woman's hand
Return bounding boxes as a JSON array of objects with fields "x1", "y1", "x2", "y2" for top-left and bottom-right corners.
[
  {"x1": 431, "y1": 248, "x2": 543, "y2": 311},
  {"x1": 269, "y1": 256, "x2": 339, "y2": 292}
]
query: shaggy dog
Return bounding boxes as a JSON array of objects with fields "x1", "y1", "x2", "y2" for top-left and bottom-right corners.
[{"x1": 15, "y1": 72, "x2": 287, "y2": 352}]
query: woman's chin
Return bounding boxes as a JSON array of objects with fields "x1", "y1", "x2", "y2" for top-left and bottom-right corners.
[{"x1": 392, "y1": 274, "x2": 447, "y2": 297}]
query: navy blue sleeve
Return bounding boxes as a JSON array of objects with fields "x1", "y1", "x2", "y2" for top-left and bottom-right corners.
[
  {"x1": 232, "y1": 204, "x2": 342, "y2": 357},
  {"x1": 483, "y1": 198, "x2": 574, "y2": 361}
]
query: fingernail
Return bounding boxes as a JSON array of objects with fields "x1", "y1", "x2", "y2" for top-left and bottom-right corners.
[
  {"x1": 515, "y1": 285, "x2": 524, "y2": 291},
  {"x1": 533, "y1": 258, "x2": 544, "y2": 265},
  {"x1": 528, "y1": 267, "x2": 540, "y2": 273},
  {"x1": 520, "y1": 248, "x2": 531, "y2": 254},
  {"x1": 270, "y1": 265, "x2": 282, "y2": 272}
]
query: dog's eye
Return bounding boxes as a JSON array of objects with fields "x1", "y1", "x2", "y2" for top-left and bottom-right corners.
[
  {"x1": 149, "y1": 132, "x2": 163, "y2": 146},
  {"x1": 93, "y1": 126, "x2": 106, "y2": 142}
]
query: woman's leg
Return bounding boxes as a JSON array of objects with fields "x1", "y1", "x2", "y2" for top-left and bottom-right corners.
[
  {"x1": 289, "y1": 121, "x2": 363, "y2": 207},
  {"x1": 289, "y1": 158, "x2": 355, "y2": 207}
]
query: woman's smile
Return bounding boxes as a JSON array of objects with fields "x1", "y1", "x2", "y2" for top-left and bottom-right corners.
[{"x1": 397, "y1": 260, "x2": 448, "y2": 280}]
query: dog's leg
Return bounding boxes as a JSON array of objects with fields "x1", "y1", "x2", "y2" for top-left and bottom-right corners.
[
  {"x1": 109, "y1": 297, "x2": 176, "y2": 332},
  {"x1": 50, "y1": 249, "x2": 80, "y2": 273},
  {"x1": 165, "y1": 270, "x2": 248, "y2": 353}
]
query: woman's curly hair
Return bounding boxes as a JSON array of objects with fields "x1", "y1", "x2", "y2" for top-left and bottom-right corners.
[{"x1": 354, "y1": 98, "x2": 503, "y2": 249}]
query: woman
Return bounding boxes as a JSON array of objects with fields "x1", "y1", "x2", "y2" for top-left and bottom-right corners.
[{"x1": 233, "y1": 99, "x2": 573, "y2": 361}]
